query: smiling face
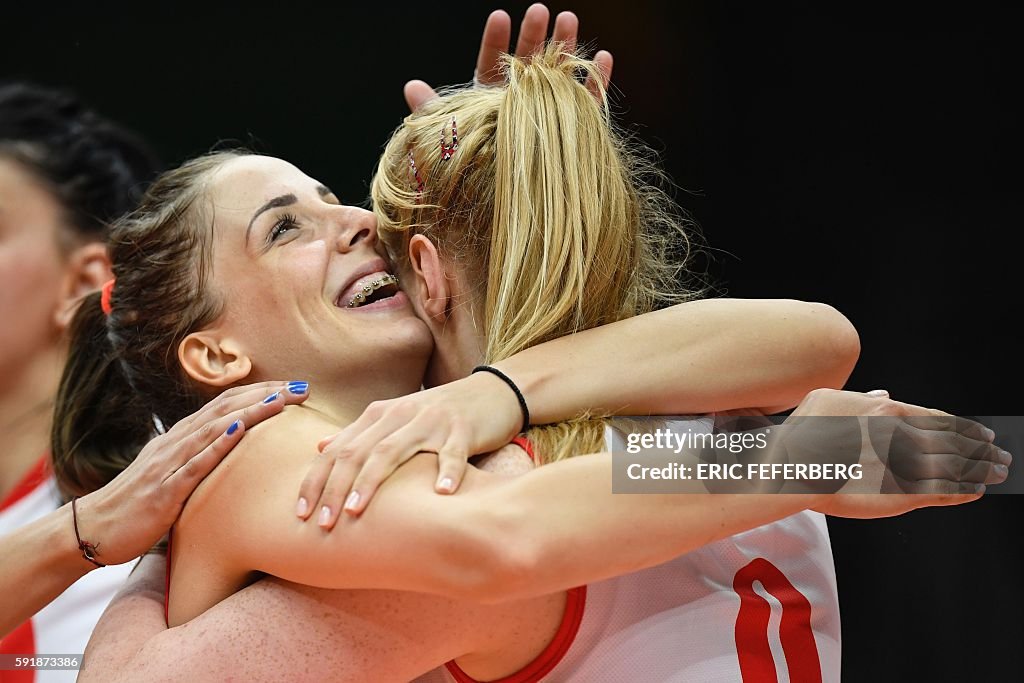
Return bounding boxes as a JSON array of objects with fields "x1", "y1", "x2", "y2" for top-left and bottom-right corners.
[{"x1": 179, "y1": 156, "x2": 432, "y2": 415}]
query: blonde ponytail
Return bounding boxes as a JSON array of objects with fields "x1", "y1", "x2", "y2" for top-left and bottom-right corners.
[{"x1": 372, "y1": 44, "x2": 705, "y2": 463}]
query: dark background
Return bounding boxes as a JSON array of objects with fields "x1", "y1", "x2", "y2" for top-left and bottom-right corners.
[{"x1": 5, "y1": 2, "x2": 1020, "y2": 680}]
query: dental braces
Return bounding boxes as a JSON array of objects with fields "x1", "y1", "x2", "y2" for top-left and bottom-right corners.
[{"x1": 348, "y1": 274, "x2": 400, "y2": 308}]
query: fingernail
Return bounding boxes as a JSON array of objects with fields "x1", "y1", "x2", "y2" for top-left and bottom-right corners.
[
  {"x1": 263, "y1": 392, "x2": 281, "y2": 404},
  {"x1": 296, "y1": 497, "x2": 309, "y2": 518},
  {"x1": 982, "y1": 426, "x2": 996, "y2": 442},
  {"x1": 438, "y1": 477, "x2": 454, "y2": 493},
  {"x1": 998, "y1": 449, "x2": 1013, "y2": 466},
  {"x1": 226, "y1": 420, "x2": 240, "y2": 436},
  {"x1": 344, "y1": 491, "x2": 361, "y2": 512},
  {"x1": 288, "y1": 382, "x2": 309, "y2": 395},
  {"x1": 975, "y1": 484, "x2": 987, "y2": 495},
  {"x1": 318, "y1": 506, "x2": 332, "y2": 526},
  {"x1": 994, "y1": 464, "x2": 1009, "y2": 477}
]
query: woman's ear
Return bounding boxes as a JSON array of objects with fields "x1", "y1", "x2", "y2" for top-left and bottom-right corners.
[
  {"x1": 179, "y1": 332, "x2": 254, "y2": 387},
  {"x1": 54, "y1": 241, "x2": 112, "y2": 330},
  {"x1": 407, "y1": 235, "x2": 451, "y2": 322}
]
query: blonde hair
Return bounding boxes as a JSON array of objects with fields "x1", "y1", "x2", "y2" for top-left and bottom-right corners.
[{"x1": 372, "y1": 45, "x2": 704, "y2": 462}]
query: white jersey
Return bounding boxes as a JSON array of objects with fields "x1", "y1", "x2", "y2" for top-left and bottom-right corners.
[
  {"x1": 417, "y1": 418, "x2": 840, "y2": 682},
  {"x1": 0, "y1": 459, "x2": 134, "y2": 683}
]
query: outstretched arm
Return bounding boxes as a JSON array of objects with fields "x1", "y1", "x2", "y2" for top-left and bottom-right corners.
[
  {"x1": 308, "y1": 297, "x2": 859, "y2": 516},
  {"x1": 497, "y1": 298, "x2": 859, "y2": 419},
  {"x1": 91, "y1": 391, "x2": 1005, "y2": 681},
  {"x1": 179, "y1": 391, "x2": 998, "y2": 614}
]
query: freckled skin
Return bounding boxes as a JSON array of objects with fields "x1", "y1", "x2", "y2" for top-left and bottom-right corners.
[{"x1": 162, "y1": 415, "x2": 561, "y2": 682}]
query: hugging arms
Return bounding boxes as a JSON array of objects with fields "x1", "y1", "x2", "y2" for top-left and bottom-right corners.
[{"x1": 56, "y1": 8, "x2": 1008, "y2": 683}]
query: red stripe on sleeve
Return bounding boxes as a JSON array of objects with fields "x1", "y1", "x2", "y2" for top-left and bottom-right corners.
[
  {"x1": 0, "y1": 457, "x2": 49, "y2": 512},
  {"x1": 0, "y1": 619, "x2": 37, "y2": 683}
]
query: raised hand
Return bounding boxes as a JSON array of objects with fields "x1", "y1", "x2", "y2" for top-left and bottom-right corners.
[
  {"x1": 404, "y1": 4, "x2": 614, "y2": 112},
  {"x1": 786, "y1": 389, "x2": 1012, "y2": 518}
]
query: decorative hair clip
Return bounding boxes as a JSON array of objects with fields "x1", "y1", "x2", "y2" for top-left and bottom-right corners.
[
  {"x1": 408, "y1": 151, "x2": 425, "y2": 201},
  {"x1": 440, "y1": 116, "x2": 458, "y2": 161},
  {"x1": 100, "y1": 279, "x2": 116, "y2": 316},
  {"x1": 407, "y1": 116, "x2": 458, "y2": 201}
]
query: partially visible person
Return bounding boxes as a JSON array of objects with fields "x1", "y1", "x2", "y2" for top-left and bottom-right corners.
[
  {"x1": 0, "y1": 381, "x2": 308, "y2": 639},
  {"x1": 0, "y1": 84, "x2": 305, "y2": 675},
  {"x1": 0, "y1": 82, "x2": 159, "y2": 669}
]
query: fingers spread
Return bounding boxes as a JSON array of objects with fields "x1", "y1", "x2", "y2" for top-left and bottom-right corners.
[
  {"x1": 297, "y1": 451, "x2": 339, "y2": 522},
  {"x1": 314, "y1": 456, "x2": 365, "y2": 530},
  {"x1": 171, "y1": 381, "x2": 304, "y2": 438},
  {"x1": 171, "y1": 381, "x2": 282, "y2": 434},
  {"x1": 163, "y1": 418, "x2": 247, "y2": 501},
  {"x1": 515, "y1": 3, "x2": 551, "y2": 58},
  {"x1": 476, "y1": 10, "x2": 513, "y2": 85},
  {"x1": 404, "y1": 80, "x2": 439, "y2": 112},
  {"x1": 343, "y1": 420, "x2": 439, "y2": 514},
  {"x1": 162, "y1": 383, "x2": 302, "y2": 482},
  {"x1": 903, "y1": 452, "x2": 1006, "y2": 484},
  {"x1": 911, "y1": 478, "x2": 986, "y2": 501},
  {"x1": 552, "y1": 11, "x2": 579, "y2": 53},
  {"x1": 586, "y1": 50, "x2": 614, "y2": 102}
]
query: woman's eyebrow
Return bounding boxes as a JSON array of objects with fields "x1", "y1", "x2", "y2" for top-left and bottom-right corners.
[{"x1": 245, "y1": 193, "x2": 296, "y2": 246}]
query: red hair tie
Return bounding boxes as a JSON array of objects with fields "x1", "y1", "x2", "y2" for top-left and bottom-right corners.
[{"x1": 100, "y1": 279, "x2": 115, "y2": 316}]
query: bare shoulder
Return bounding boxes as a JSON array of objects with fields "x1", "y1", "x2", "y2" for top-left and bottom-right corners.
[
  {"x1": 473, "y1": 443, "x2": 535, "y2": 476},
  {"x1": 169, "y1": 406, "x2": 338, "y2": 625},
  {"x1": 178, "y1": 405, "x2": 336, "y2": 528}
]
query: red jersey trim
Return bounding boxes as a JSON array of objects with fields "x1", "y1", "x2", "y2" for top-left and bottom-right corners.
[
  {"x1": 444, "y1": 585, "x2": 587, "y2": 683},
  {"x1": 509, "y1": 436, "x2": 536, "y2": 462},
  {"x1": 0, "y1": 618, "x2": 37, "y2": 683},
  {"x1": 0, "y1": 456, "x2": 50, "y2": 513},
  {"x1": 444, "y1": 435, "x2": 584, "y2": 683}
]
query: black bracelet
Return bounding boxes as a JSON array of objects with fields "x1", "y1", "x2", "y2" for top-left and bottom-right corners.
[
  {"x1": 71, "y1": 497, "x2": 106, "y2": 568},
  {"x1": 472, "y1": 365, "x2": 531, "y2": 433}
]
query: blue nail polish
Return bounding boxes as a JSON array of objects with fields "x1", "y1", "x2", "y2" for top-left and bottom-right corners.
[
  {"x1": 288, "y1": 382, "x2": 309, "y2": 395},
  {"x1": 226, "y1": 420, "x2": 240, "y2": 436},
  {"x1": 263, "y1": 392, "x2": 281, "y2": 404}
]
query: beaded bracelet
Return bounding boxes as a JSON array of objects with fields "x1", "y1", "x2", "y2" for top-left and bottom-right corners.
[{"x1": 472, "y1": 365, "x2": 531, "y2": 434}]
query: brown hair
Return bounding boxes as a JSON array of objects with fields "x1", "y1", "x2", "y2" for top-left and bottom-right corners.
[
  {"x1": 372, "y1": 45, "x2": 704, "y2": 462},
  {"x1": 51, "y1": 151, "x2": 243, "y2": 497}
]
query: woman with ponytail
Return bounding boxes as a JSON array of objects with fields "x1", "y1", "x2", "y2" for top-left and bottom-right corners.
[{"x1": 65, "y1": 34, "x2": 1005, "y2": 682}]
